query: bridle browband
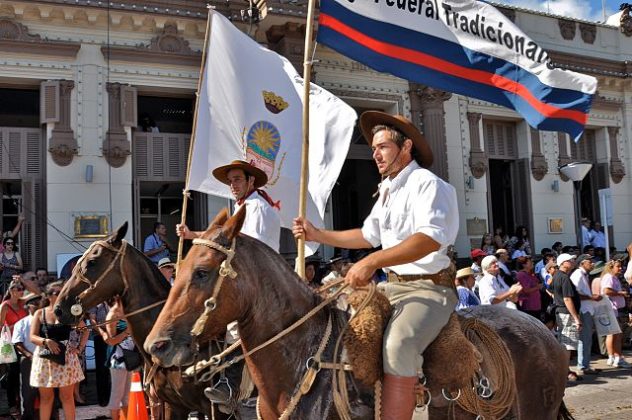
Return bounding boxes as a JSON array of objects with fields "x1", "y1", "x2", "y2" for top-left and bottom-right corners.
[{"x1": 189, "y1": 236, "x2": 237, "y2": 337}]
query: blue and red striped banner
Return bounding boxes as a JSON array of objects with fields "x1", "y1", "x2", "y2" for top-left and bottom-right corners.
[{"x1": 317, "y1": 0, "x2": 597, "y2": 140}]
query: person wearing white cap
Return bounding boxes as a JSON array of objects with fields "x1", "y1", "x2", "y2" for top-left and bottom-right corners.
[
  {"x1": 157, "y1": 258, "x2": 175, "y2": 286},
  {"x1": 569, "y1": 254, "x2": 602, "y2": 375},
  {"x1": 551, "y1": 253, "x2": 583, "y2": 381}
]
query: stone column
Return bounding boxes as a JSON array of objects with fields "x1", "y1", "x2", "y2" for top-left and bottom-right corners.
[
  {"x1": 608, "y1": 126, "x2": 626, "y2": 184},
  {"x1": 103, "y1": 82, "x2": 131, "y2": 168},
  {"x1": 467, "y1": 112, "x2": 487, "y2": 178},
  {"x1": 530, "y1": 128, "x2": 548, "y2": 181},
  {"x1": 557, "y1": 131, "x2": 571, "y2": 182},
  {"x1": 409, "y1": 83, "x2": 452, "y2": 181}
]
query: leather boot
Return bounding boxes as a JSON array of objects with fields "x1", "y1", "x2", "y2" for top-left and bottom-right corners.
[{"x1": 381, "y1": 374, "x2": 417, "y2": 420}]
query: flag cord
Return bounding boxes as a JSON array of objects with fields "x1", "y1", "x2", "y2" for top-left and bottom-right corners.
[{"x1": 176, "y1": 8, "x2": 214, "y2": 270}]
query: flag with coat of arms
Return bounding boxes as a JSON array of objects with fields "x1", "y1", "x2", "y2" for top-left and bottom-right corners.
[{"x1": 187, "y1": 11, "x2": 357, "y2": 251}]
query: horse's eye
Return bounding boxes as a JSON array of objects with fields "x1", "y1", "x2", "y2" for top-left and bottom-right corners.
[
  {"x1": 194, "y1": 269, "x2": 209, "y2": 283},
  {"x1": 87, "y1": 260, "x2": 95, "y2": 267}
]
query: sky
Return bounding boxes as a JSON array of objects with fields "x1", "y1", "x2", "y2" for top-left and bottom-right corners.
[{"x1": 495, "y1": 0, "x2": 622, "y2": 22}]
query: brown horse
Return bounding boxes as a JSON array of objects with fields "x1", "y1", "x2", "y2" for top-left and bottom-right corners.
[
  {"x1": 53, "y1": 223, "x2": 237, "y2": 420},
  {"x1": 145, "y1": 208, "x2": 571, "y2": 419}
]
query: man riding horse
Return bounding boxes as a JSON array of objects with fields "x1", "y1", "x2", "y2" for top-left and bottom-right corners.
[
  {"x1": 177, "y1": 159, "x2": 281, "y2": 404},
  {"x1": 293, "y1": 111, "x2": 459, "y2": 420}
]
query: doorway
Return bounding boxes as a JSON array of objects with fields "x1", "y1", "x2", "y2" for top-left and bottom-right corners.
[{"x1": 488, "y1": 160, "x2": 514, "y2": 239}]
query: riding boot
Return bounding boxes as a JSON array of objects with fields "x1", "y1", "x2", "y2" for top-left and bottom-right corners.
[{"x1": 380, "y1": 374, "x2": 417, "y2": 420}]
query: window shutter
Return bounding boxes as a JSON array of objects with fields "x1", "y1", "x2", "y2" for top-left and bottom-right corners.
[
  {"x1": 40, "y1": 81, "x2": 60, "y2": 124},
  {"x1": 26, "y1": 129, "x2": 42, "y2": 175},
  {"x1": 134, "y1": 133, "x2": 149, "y2": 178},
  {"x1": 120, "y1": 86, "x2": 138, "y2": 127},
  {"x1": 8, "y1": 131, "x2": 21, "y2": 174},
  {"x1": 152, "y1": 135, "x2": 165, "y2": 177}
]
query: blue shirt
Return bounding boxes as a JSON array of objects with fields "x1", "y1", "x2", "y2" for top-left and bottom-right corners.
[
  {"x1": 143, "y1": 233, "x2": 169, "y2": 264},
  {"x1": 456, "y1": 286, "x2": 480, "y2": 310}
]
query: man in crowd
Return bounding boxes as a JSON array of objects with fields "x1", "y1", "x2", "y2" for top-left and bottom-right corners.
[
  {"x1": 321, "y1": 256, "x2": 347, "y2": 284},
  {"x1": 35, "y1": 268, "x2": 49, "y2": 290},
  {"x1": 591, "y1": 222, "x2": 607, "y2": 258},
  {"x1": 552, "y1": 253, "x2": 583, "y2": 381},
  {"x1": 293, "y1": 111, "x2": 459, "y2": 419},
  {"x1": 569, "y1": 253, "x2": 602, "y2": 375},
  {"x1": 534, "y1": 248, "x2": 552, "y2": 281},
  {"x1": 143, "y1": 222, "x2": 173, "y2": 264},
  {"x1": 495, "y1": 248, "x2": 515, "y2": 286},
  {"x1": 581, "y1": 218, "x2": 593, "y2": 248},
  {"x1": 478, "y1": 255, "x2": 522, "y2": 309},
  {"x1": 12, "y1": 291, "x2": 41, "y2": 420},
  {"x1": 158, "y1": 257, "x2": 175, "y2": 286}
]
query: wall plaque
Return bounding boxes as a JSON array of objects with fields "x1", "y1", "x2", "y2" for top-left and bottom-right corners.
[
  {"x1": 466, "y1": 218, "x2": 488, "y2": 237},
  {"x1": 74, "y1": 215, "x2": 109, "y2": 238},
  {"x1": 548, "y1": 218, "x2": 564, "y2": 234}
]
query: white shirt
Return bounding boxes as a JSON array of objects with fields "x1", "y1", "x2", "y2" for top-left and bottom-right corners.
[
  {"x1": 478, "y1": 272, "x2": 517, "y2": 309},
  {"x1": 234, "y1": 192, "x2": 281, "y2": 252},
  {"x1": 590, "y1": 229, "x2": 606, "y2": 248},
  {"x1": 11, "y1": 314, "x2": 35, "y2": 354},
  {"x1": 570, "y1": 267, "x2": 594, "y2": 315},
  {"x1": 361, "y1": 161, "x2": 459, "y2": 275}
]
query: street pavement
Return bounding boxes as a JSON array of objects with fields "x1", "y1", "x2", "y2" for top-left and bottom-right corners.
[{"x1": 1, "y1": 351, "x2": 630, "y2": 419}]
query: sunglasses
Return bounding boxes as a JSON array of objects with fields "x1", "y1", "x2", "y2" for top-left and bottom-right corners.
[{"x1": 11, "y1": 287, "x2": 24, "y2": 292}]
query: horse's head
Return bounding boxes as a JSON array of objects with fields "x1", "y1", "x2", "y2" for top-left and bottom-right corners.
[
  {"x1": 145, "y1": 207, "x2": 245, "y2": 367},
  {"x1": 55, "y1": 222, "x2": 130, "y2": 324}
]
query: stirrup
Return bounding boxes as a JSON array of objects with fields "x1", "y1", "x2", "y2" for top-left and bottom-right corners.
[{"x1": 204, "y1": 375, "x2": 233, "y2": 404}]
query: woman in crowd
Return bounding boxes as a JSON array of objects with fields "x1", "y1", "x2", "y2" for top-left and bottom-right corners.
[
  {"x1": 480, "y1": 233, "x2": 496, "y2": 255},
  {"x1": 511, "y1": 226, "x2": 532, "y2": 256},
  {"x1": 0, "y1": 279, "x2": 28, "y2": 415},
  {"x1": 515, "y1": 256, "x2": 542, "y2": 319},
  {"x1": 303, "y1": 258, "x2": 321, "y2": 290},
  {"x1": 454, "y1": 267, "x2": 480, "y2": 310},
  {"x1": 600, "y1": 260, "x2": 630, "y2": 368},
  {"x1": 493, "y1": 227, "x2": 509, "y2": 251},
  {"x1": 98, "y1": 297, "x2": 134, "y2": 420},
  {"x1": 0, "y1": 237, "x2": 23, "y2": 290},
  {"x1": 30, "y1": 281, "x2": 87, "y2": 420}
]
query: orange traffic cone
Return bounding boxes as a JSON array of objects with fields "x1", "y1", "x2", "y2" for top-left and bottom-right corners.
[{"x1": 126, "y1": 371, "x2": 149, "y2": 420}]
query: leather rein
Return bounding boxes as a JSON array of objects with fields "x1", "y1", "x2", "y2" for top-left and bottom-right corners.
[{"x1": 69, "y1": 240, "x2": 166, "y2": 330}]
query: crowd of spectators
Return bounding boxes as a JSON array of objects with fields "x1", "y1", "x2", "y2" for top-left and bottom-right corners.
[{"x1": 455, "y1": 224, "x2": 632, "y2": 384}]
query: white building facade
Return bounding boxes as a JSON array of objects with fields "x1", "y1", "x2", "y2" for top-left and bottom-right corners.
[{"x1": 0, "y1": 0, "x2": 630, "y2": 271}]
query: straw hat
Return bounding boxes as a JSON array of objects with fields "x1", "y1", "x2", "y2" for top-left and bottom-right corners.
[
  {"x1": 456, "y1": 267, "x2": 475, "y2": 279},
  {"x1": 359, "y1": 111, "x2": 433, "y2": 168},
  {"x1": 212, "y1": 160, "x2": 268, "y2": 189}
]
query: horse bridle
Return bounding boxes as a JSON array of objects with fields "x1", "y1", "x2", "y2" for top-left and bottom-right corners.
[
  {"x1": 69, "y1": 240, "x2": 130, "y2": 317},
  {"x1": 189, "y1": 237, "x2": 237, "y2": 338}
]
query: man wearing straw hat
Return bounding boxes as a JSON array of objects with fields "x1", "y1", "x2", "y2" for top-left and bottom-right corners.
[
  {"x1": 177, "y1": 159, "x2": 280, "y2": 405},
  {"x1": 293, "y1": 111, "x2": 459, "y2": 419},
  {"x1": 177, "y1": 160, "x2": 281, "y2": 252}
]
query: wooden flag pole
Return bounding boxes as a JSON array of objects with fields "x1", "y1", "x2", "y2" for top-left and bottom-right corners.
[
  {"x1": 296, "y1": 0, "x2": 318, "y2": 279},
  {"x1": 177, "y1": 9, "x2": 213, "y2": 270}
]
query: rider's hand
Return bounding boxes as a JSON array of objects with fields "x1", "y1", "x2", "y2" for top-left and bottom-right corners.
[
  {"x1": 292, "y1": 217, "x2": 318, "y2": 242},
  {"x1": 344, "y1": 258, "x2": 376, "y2": 288},
  {"x1": 175, "y1": 224, "x2": 190, "y2": 238}
]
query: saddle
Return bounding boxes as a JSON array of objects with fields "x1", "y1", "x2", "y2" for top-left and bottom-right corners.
[{"x1": 342, "y1": 288, "x2": 512, "y2": 398}]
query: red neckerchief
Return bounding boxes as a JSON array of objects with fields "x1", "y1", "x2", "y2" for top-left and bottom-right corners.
[{"x1": 237, "y1": 189, "x2": 280, "y2": 210}]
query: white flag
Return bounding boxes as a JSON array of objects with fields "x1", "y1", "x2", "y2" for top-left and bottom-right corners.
[{"x1": 188, "y1": 12, "x2": 357, "y2": 252}]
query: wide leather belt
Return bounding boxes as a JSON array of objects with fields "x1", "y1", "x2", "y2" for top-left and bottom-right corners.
[{"x1": 386, "y1": 264, "x2": 456, "y2": 290}]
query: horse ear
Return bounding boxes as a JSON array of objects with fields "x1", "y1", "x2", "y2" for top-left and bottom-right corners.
[
  {"x1": 222, "y1": 205, "x2": 245, "y2": 240},
  {"x1": 108, "y1": 222, "x2": 128, "y2": 245},
  {"x1": 207, "y1": 208, "x2": 230, "y2": 230}
]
